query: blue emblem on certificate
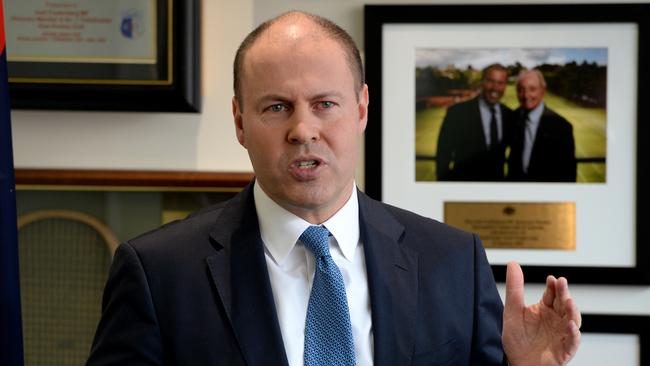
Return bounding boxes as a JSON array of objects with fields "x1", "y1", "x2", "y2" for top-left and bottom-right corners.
[{"x1": 121, "y1": 9, "x2": 145, "y2": 40}]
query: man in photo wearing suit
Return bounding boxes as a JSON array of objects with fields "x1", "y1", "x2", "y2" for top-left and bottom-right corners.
[
  {"x1": 436, "y1": 64, "x2": 514, "y2": 181},
  {"x1": 87, "y1": 12, "x2": 581, "y2": 366},
  {"x1": 508, "y1": 69, "x2": 577, "y2": 182}
]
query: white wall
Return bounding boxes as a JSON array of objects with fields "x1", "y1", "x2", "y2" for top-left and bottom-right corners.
[{"x1": 11, "y1": 0, "x2": 650, "y2": 364}]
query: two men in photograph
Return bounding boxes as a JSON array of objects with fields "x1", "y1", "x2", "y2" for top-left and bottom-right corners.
[{"x1": 436, "y1": 65, "x2": 577, "y2": 182}]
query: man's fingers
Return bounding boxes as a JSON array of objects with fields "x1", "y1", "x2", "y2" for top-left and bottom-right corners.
[
  {"x1": 555, "y1": 276, "x2": 572, "y2": 303},
  {"x1": 505, "y1": 261, "x2": 525, "y2": 313},
  {"x1": 563, "y1": 319, "x2": 581, "y2": 362},
  {"x1": 553, "y1": 277, "x2": 582, "y2": 327},
  {"x1": 564, "y1": 297, "x2": 582, "y2": 329},
  {"x1": 542, "y1": 275, "x2": 557, "y2": 307}
]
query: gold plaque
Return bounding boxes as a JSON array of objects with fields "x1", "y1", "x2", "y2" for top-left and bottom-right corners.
[{"x1": 444, "y1": 202, "x2": 575, "y2": 250}]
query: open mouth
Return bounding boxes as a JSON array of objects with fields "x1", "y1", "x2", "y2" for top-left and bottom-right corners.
[{"x1": 297, "y1": 160, "x2": 319, "y2": 169}]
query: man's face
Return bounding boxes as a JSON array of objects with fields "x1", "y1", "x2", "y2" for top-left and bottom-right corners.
[
  {"x1": 232, "y1": 27, "x2": 368, "y2": 223},
  {"x1": 517, "y1": 73, "x2": 546, "y2": 111},
  {"x1": 481, "y1": 68, "x2": 508, "y2": 105}
]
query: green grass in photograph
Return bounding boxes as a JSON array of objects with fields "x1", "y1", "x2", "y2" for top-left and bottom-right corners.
[
  {"x1": 415, "y1": 107, "x2": 446, "y2": 158},
  {"x1": 415, "y1": 107, "x2": 444, "y2": 181},
  {"x1": 577, "y1": 163, "x2": 606, "y2": 183},
  {"x1": 416, "y1": 160, "x2": 437, "y2": 182}
]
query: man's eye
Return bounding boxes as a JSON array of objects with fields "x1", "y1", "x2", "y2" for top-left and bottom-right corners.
[
  {"x1": 319, "y1": 101, "x2": 334, "y2": 109},
  {"x1": 269, "y1": 104, "x2": 286, "y2": 112}
]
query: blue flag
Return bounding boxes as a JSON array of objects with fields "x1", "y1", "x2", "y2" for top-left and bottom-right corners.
[{"x1": 0, "y1": 1, "x2": 25, "y2": 365}]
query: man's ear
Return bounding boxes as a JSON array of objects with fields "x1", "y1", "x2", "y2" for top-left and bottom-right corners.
[
  {"x1": 357, "y1": 84, "x2": 369, "y2": 133},
  {"x1": 232, "y1": 96, "x2": 246, "y2": 147}
]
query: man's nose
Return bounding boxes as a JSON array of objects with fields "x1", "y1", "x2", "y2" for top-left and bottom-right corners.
[{"x1": 287, "y1": 107, "x2": 320, "y2": 144}]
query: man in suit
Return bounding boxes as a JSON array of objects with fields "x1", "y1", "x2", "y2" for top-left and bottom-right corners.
[
  {"x1": 508, "y1": 70, "x2": 577, "y2": 182},
  {"x1": 436, "y1": 64, "x2": 514, "y2": 181},
  {"x1": 87, "y1": 12, "x2": 581, "y2": 366}
]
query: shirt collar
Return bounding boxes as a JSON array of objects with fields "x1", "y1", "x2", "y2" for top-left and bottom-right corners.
[
  {"x1": 479, "y1": 95, "x2": 492, "y2": 109},
  {"x1": 526, "y1": 101, "x2": 545, "y2": 126},
  {"x1": 479, "y1": 95, "x2": 500, "y2": 112},
  {"x1": 478, "y1": 96, "x2": 502, "y2": 124},
  {"x1": 253, "y1": 182, "x2": 360, "y2": 265}
]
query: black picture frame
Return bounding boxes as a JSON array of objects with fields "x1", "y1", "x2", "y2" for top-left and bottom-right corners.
[
  {"x1": 364, "y1": 4, "x2": 649, "y2": 284},
  {"x1": 581, "y1": 314, "x2": 649, "y2": 365},
  {"x1": 6, "y1": 0, "x2": 200, "y2": 112}
]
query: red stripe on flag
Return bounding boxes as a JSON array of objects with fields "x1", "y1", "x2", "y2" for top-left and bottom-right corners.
[{"x1": 0, "y1": 0, "x2": 5, "y2": 51}]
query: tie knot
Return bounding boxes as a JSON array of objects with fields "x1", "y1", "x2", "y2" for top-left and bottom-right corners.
[
  {"x1": 490, "y1": 105, "x2": 497, "y2": 114},
  {"x1": 300, "y1": 225, "x2": 331, "y2": 258}
]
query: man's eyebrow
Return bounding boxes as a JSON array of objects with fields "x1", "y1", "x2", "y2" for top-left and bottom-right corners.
[
  {"x1": 311, "y1": 91, "x2": 344, "y2": 100},
  {"x1": 255, "y1": 91, "x2": 345, "y2": 104},
  {"x1": 255, "y1": 94, "x2": 290, "y2": 104}
]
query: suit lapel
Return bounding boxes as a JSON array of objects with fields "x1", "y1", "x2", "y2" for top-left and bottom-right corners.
[
  {"x1": 358, "y1": 192, "x2": 419, "y2": 366},
  {"x1": 205, "y1": 187, "x2": 420, "y2": 365},
  {"x1": 207, "y1": 184, "x2": 288, "y2": 366},
  {"x1": 471, "y1": 97, "x2": 490, "y2": 151}
]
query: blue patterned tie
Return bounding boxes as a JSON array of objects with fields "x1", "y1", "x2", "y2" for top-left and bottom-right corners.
[{"x1": 301, "y1": 225, "x2": 356, "y2": 366}]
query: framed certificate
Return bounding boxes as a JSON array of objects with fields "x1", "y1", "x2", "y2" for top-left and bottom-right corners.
[
  {"x1": 4, "y1": 0, "x2": 200, "y2": 112},
  {"x1": 364, "y1": 4, "x2": 650, "y2": 284}
]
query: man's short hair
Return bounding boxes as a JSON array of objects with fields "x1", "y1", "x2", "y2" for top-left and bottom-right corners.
[
  {"x1": 482, "y1": 63, "x2": 508, "y2": 80},
  {"x1": 233, "y1": 11, "x2": 365, "y2": 107},
  {"x1": 517, "y1": 69, "x2": 547, "y2": 89}
]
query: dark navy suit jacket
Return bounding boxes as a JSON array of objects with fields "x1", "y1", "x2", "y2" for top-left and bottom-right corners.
[
  {"x1": 87, "y1": 183, "x2": 506, "y2": 365},
  {"x1": 508, "y1": 106, "x2": 576, "y2": 182},
  {"x1": 436, "y1": 97, "x2": 514, "y2": 182}
]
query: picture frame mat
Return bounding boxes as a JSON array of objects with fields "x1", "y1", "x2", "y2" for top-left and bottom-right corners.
[
  {"x1": 380, "y1": 23, "x2": 636, "y2": 269},
  {"x1": 577, "y1": 314, "x2": 649, "y2": 365},
  {"x1": 574, "y1": 333, "x2": 639, "y2": 365}
]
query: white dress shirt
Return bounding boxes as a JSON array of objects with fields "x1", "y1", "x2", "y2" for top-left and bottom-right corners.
[
  {"x1": 254, "y1": 182, "x2": 374, "y2": 366},
  {"x1": 522, "y1": 101, "x2": 545, "y2": 173}
]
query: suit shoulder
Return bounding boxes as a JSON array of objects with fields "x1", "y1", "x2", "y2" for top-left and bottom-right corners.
[
  {"x1": 446, "y1": 97, "x2": 479, "y2": 114},
  {"x1": 126, "y1": 199, "x2": 228, "y2": 252},
  {"x1": 500, "y1": 103, "x2": 514, "y2": 116},
  {"x1": 371, "y1": 201, "x2": 482, "y2": 265},
  {"x1": 390, "y1": 204, "x2": 473, "y2": 240},
  {"x1": 543, "y1": 106, "x2": 572, "y2": 127},
  {"x1": 361, "y1": 194, "x2": 476, "y2": 245}
]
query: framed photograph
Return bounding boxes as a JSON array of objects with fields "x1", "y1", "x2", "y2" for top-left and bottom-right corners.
[
  {"x1": 577, "y1": 314, "x2": 649, "y2": 365},
  {"x1": 364, "y1": 4, "x2": 649, "y2": 284},
  {"x1": 15, "y1": 169, "x2": 254, "y2": 239},
  {"x1": 4, "y1": 0, "x2": 200, "y2": 112}
]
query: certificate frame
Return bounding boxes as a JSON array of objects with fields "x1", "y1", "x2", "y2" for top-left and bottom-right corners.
[
  {"x1": 364, "y1": 4, "x2": 650, "y2": 284},
  {"x1": 14, "y1": 169, "x2": 254, "y2": 190},
  {"x1": 580, "y1": 314, "x2": 649, "y2": 365},
  {"x1": 6, "y1": 0, "x2": 201, "y2": 112}
]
